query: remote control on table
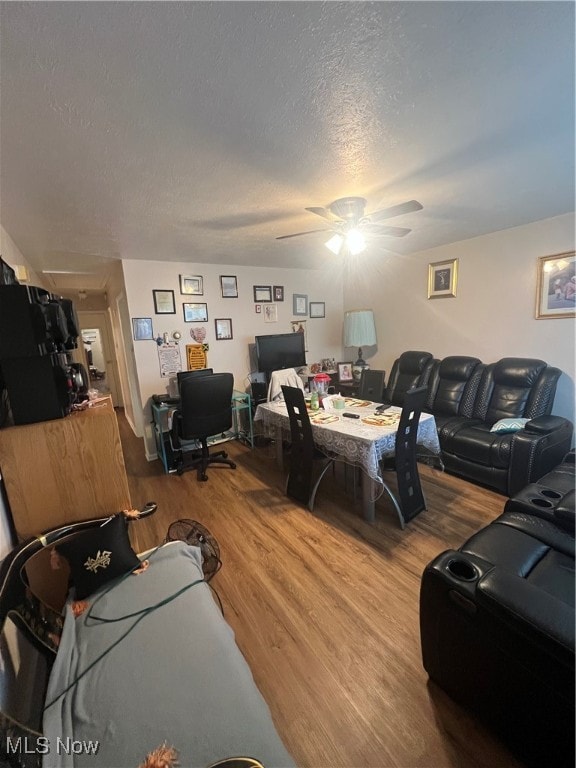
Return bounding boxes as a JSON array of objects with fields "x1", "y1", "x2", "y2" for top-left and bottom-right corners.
[{"x1": 343, "y1": 412, "x2": 360, "y2": 419}]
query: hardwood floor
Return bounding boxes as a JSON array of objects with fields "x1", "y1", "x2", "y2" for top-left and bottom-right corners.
[{"x1": 119, "y1": 412, "x2": 521, "y2": 768}]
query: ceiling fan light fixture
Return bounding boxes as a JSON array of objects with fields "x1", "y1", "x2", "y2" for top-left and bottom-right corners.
[
  {"x1": 346, "y1": 229, "x2": 366, "y2": 255},
  {"x1": 325, "y1": 233, "x2": 344, "y2": 255}
]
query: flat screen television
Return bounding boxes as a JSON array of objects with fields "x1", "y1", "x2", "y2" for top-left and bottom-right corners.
[{"x1": 255, "y1": 333, "x2": 306, "y2": 375}]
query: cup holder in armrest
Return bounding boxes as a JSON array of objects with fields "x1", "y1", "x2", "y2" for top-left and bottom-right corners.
[
  {"x1": 539, "y1": 488, "x2": 563, "y2": 500},
  {"x1": 447, "y1": 558, "x2": 479, "y2": 582},
  {"x1": 530, "y1": 497, "x2": 554, "y2": 508}
]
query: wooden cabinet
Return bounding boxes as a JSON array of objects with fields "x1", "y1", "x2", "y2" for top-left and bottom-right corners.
[{"x1": 0, "y1": 396, "x2": 131, "y2": 540}]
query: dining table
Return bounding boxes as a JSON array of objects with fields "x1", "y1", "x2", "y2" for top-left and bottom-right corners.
[{"x1": 254, "y1": 397, "x2": 441, "y2": 524}]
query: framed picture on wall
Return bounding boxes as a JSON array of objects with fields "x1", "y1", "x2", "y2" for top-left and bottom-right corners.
[
  {"x1": 273, "y1": 285, "x2": 284, "y2": 301},
  {"x1": 220, "y1": 275, "x2": 238, "y2": 298},
  {"x1": 264, "y1": 304, "x2": 278, "y2": 323},
  {"x1": 215, "y1": 318, "x2": 233, "y2": 340},
  {"x1": 253, "y1": 285, "x2": 272, "y2": 302},
  {"x1": 179, "y1": 275, "x2": 203, "y2": 295},
  {"x1": 153, "y1": 290, "x2": 176, "y2": 314},
  {"x1": 427, "y1": 259, "x2": 458, "y2": 299},
  {"x1": 183, "y1": 303, "x2": 208, "y2": 322},
  {"x1": 309, "y1": 301, "x2": 325, "y2": 318},
  {"x1": 293, "y1": 293, "x2": 308, "y2": 315},
  {"x1": 132, "y1": 317, "x2": 154, "y2": 340},
  {"x1": 535, "y1": 251, "x2": 576, "y2": 319}
]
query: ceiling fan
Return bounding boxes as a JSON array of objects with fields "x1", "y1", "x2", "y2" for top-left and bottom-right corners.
[{"x1": 276, "y1": 197, "x2": 423, "y2": 255}]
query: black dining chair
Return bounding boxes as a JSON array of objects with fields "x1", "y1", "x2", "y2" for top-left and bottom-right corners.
[
  {"x1": 170, "y1": 372, "x2": 237, "y2": 481},
  {"x1": 358, "y1": 369, "x2": 386, "y2": 402},
  {"x1": 380, "y1": 385, "x2": 429, "y2": 528},
  {"x1": 281, "y1": 385, "x2": 336, "y2": 511}
]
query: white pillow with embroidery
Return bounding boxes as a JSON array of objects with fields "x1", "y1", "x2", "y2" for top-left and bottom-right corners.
[{"x1": 490, "y1": 417, "x2": 529, "y2": 434}]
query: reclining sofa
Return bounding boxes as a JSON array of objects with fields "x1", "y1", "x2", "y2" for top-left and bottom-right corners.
[
  {"x1": 386, "y1": 352, "x2": 573, "y2": 496},
  {"x1": 420, "y1": 450, "x2": 575, "y2": 768}
]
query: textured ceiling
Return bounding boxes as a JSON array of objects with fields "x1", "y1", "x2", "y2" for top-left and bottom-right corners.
[{"x1": 1, "y1": 1, "x2": 574, "y2": 291}]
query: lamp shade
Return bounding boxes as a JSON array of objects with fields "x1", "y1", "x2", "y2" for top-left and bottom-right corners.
[{"x1": 343, "y1": 310, "x2": 377, "y2": 347}]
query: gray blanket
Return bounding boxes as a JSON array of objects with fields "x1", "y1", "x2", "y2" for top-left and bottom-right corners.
[{"x1": 43, "y1": 542, "x2": 295, "y2": 768}]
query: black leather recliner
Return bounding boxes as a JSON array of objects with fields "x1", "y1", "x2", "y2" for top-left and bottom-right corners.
[
  {"x1": 420, "y1": 451, "x2": 575, "y2": 768},
  {"x1": 383, "y1": 351, "x2": 434, "y2": 406},
  {"x1": 430, "y1": 357, "x2": 573, "y2": 496}
]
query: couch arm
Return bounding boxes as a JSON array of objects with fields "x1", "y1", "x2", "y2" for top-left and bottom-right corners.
[
  {"x1": 524, "y1": 415, "x2": 570, "y2": 435},
  {"x1": 508, "y1": 417, "x2": 574, "y2": 496}
]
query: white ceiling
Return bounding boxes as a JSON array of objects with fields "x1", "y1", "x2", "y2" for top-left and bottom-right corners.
[{"x1": 1, "y1": 1, "x2": 574, "y2": 293}]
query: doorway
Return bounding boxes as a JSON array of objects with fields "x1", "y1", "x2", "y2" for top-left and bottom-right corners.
[{"x1": 77, "y1": 311, "x2": 121, "y2": 406}]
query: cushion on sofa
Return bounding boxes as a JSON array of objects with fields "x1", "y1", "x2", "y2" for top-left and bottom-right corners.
[
  {"x1": 56, "y1": 513, "x2": 141, "y2": 599},
  {"x1": 490, "y1": 417, "x2": 529, "y2": 434}
]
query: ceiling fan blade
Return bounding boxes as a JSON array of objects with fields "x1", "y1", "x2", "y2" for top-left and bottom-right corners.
[
  {"x1": 366, "y1": 225, "x2": 412, "y2": 237},
  {"x1": 368, "y1": 199, "x2": 423, "y2": 222},
  {"x1": 276, "y1": 228, "x2": 331, "y2": 240},
  {"x1": 305, "y1": 206, "x2": 340, "y2": 222}
]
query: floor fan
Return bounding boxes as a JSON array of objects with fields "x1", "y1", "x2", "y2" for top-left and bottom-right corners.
[{"x1": 165, "y1": 519, "x2": 222, "y2": 581}]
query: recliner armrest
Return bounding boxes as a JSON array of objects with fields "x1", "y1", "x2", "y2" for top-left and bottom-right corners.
[
  {"x1": 508, "y1": 417, "x2": 574, "y2": 497},
  {"x1": 524, "y1": 415, "x2": 570, "y2": 435}
]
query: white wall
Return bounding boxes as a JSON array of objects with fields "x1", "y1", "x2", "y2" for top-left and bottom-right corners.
[
  {"x1": 122, "y1": 258, "x2": 345, "y2": 456},
  {"x1": 344, "y1": 213, "x2": 575, "y2": 424}
]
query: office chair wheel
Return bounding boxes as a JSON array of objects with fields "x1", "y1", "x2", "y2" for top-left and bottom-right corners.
[{"x1": 199, "y1": 472, "x2": 208, "y2": 482}]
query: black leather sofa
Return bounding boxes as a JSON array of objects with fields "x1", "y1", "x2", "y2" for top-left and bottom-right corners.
[
  {"x1": 420, "y1": 450, "x2": 575, "y2": 768},
  {"x1": 423, "y1": 355, "x2": 573, "y2": 496}
]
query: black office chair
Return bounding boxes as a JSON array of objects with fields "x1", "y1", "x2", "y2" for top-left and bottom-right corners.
[
  {"x1": 358, "y1": 369, "x2": 386, "y2": 402},
  {"x1": 177, "y1": 368, "x2": 213, "y2": 394},
  {"x1": 281, "y1": 385, "x2": 335, "y2": 512},
  {"x1": 170, "y1": 372, "x2": 237, "y2": 481},
  {"x1": 380, "y1": 385, "x2": 429, "y2": 528}
]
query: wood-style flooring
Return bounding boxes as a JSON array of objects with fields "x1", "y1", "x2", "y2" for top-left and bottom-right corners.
[{"x1": 119, "y1": 411, "x2": 520, "y2": 768}]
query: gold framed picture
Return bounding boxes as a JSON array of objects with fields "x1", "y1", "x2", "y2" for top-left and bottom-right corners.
[
  {"x1": 428, "y1": 259, "x2": 458, "y2": 299},
  {"x1": 535, "y1": 251, "x2": 576, "y2": 319}
]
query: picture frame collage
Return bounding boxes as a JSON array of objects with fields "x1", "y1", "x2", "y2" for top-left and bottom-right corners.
[
  {"x1": 134, "y1": 279, "x2": 327, "y2": 349},
  {"x1": 251, "y1": 287, "x2": 326, "y2": 326},
  {"x1": 292, "y1": 293, "x2": 325, "y2": 319},
  {"x1": 253, "y1": 284, "x2": 283, "y2": 319},
  {"x1": 136, "y1": 275, "x2": 240, "y2": 345}
]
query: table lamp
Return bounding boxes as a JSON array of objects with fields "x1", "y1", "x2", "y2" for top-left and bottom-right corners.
[{"x1": 343, "y1": 309, "x2": 377, "y2": 382}]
